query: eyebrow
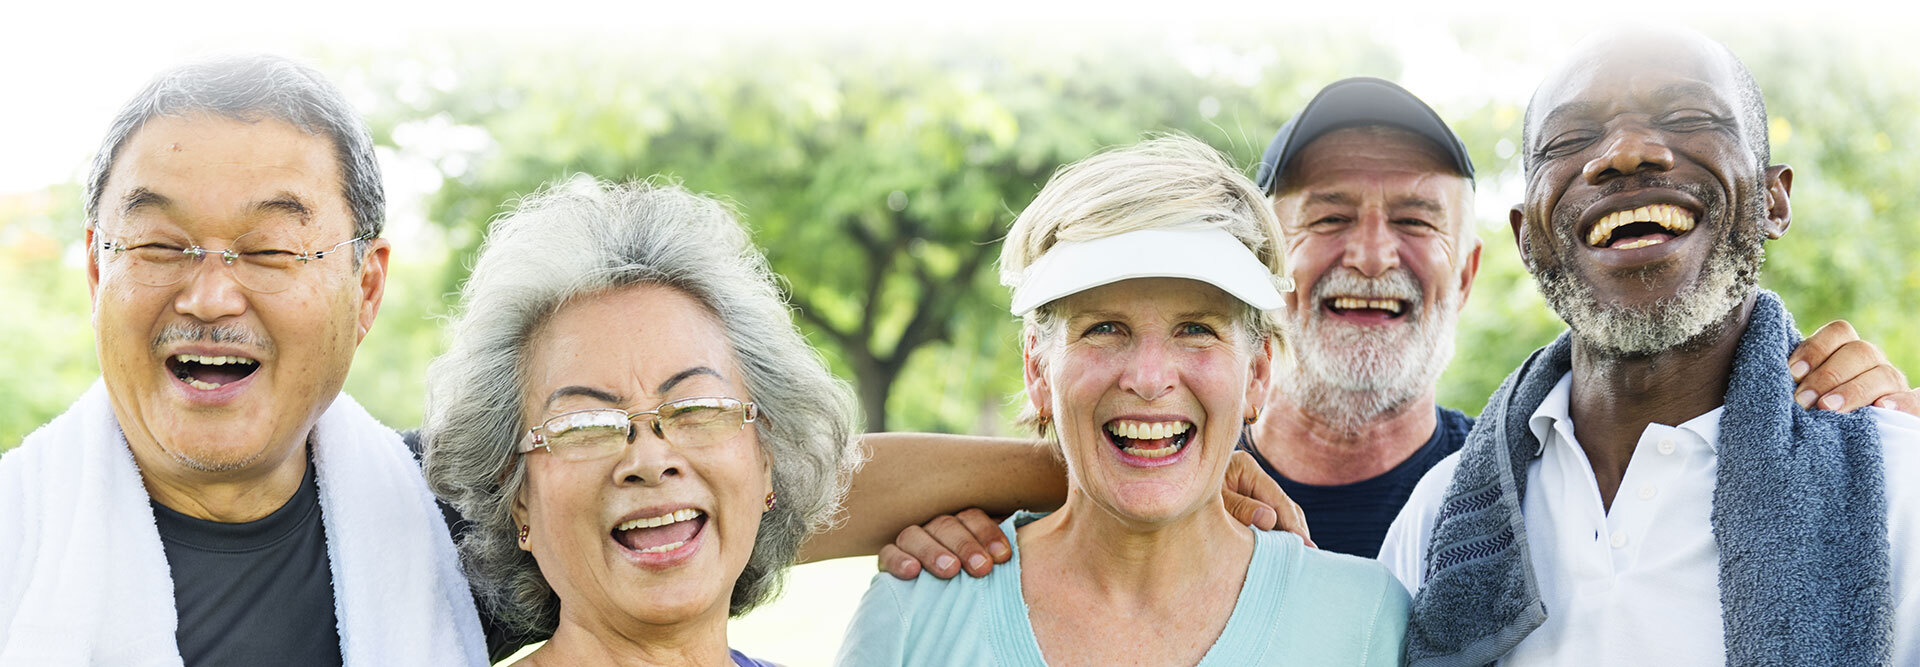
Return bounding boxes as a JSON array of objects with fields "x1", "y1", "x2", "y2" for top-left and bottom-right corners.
[
  {"x1": 1305, "y1": 192, "x2": 1358, "y2": 207},
  {"x1": 116, "y1": 188, "x2": 315, "y2": 226},
  {"x1": 546, "y1": 385, "x2": 625, "y2": 409},
  {"x1": 541, "y1": 366, "x2": 726, "y2": 410},
  {"x1": 1389, "y1": 196, "x2": 1447, "y2": 216},
  {"x1": 119, "y1": 187, "x2": 171, "y2": 217},
  {"x1": 1302, "y1": 191, "x2": 1444, "y2": 216},
  {"x1": 251, "y1": 193, "x2": 315, "y2": 224},
  {"x1": 658, "y1": 366, "x2": 725, "y2": 395}
]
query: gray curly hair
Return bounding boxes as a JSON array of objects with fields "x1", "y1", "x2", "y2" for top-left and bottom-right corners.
[{"x1": 422, "y1": 177, "x2": 862, "y2": 638}]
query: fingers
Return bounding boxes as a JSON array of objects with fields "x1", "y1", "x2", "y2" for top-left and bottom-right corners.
[
  {"x1": 884, "y1": 524, "x2": 962, "y2": 580},
  {"x1": 925, "y1": 511, "x2": 1003, "y2": 577},
  {"x1": 1222, "y1": 487, "x2": 1279, "y2": 530},
  {"x1": 1223, "y1": 450, "x2": 1314, "y2": 548},
  {"x1": 1795, "y1": 339, "x2": 1907, "y2": 413},
  {"x1": 953, "y1": 508, "x2": 1012, "y2": 565},
  {"x1": 1810, "y1": 365, "x2": 1910, "y2": 413},
  {"x1": 878, "y1": 544, "x2": 922, "y2": 580},
  {"x1": 1789, "y1": 320, "x2": 1858, "y2": 382},
  {"x1": 1876, "y1": 388, "x2": 1920, "y2": 418}
]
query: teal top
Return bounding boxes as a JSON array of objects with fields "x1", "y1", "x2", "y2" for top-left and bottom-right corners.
[{"x1": 836, "y1": 511, "x2": 1409, "y2": 666}]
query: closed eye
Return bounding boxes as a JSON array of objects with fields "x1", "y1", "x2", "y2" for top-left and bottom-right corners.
[
  {"x1": 1658, "y1": 110, "x2": 1722, "y2": 131},
  {"x1": 1540, "y1": 130, "x2": 1598, "y2": 158}
]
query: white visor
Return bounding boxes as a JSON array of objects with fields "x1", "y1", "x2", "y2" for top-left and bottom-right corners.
[{"x1": 1008, "y1": 227, "x2": 1294, "y2": 316}]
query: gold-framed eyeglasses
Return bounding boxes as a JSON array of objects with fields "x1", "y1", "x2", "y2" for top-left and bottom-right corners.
[
  {"x1": 98, "y1": 229, "x2": 374, "y2": 294},
  {"x1": 517, "y1": 396, "x2": 758, "y2": 461}
]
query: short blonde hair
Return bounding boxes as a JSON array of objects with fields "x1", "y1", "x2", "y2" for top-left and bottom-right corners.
[{"x1": 999, "y1": 135, "x2": 1287, "y2": 436}]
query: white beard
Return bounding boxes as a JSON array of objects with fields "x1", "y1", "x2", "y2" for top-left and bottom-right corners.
[{"x1": 1273, "y1": 266, "x2": 1458, "y2": 432}]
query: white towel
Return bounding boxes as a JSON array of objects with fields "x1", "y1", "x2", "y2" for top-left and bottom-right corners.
[{"x1": 0, "y1": 381, "x2": 488, "y2": 665}]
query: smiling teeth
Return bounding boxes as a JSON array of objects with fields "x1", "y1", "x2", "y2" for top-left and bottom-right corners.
[
  {"x1": 173, "y1": 354, "x2": 257, "y2": 366},
  {"x1": 1330, "y1": 297, "x2": 1404, "y2": 314},
  {"x1": 1106, "y1": 420, "x2": 1191, "y2": 440},
  {"x1": 616, "y1": 508, "x2": 702, "y2": 532},
  {"x1": 634, "y1": 540, "x2": 688, "y2": 554},
  {"x1": 1587, "y1": 204, "x2": 1696, "y2": 247},
  {"x1": 1124, "y1": 444, "x2": 1181, "y2": 458}
]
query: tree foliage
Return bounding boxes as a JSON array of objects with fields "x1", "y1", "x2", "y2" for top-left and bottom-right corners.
[{"x1": 4, "y1": 22, "x2": 1917, "y2": 450}]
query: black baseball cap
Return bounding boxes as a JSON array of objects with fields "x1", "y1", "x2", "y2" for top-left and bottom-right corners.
[{"x1": 1254, "y1": 77, "x2": 1475, "y2": 195}]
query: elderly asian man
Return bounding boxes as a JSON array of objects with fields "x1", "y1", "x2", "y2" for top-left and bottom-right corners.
[
  {"x1": 0, "y1": 55, "x2": 488, "y2": 664},
  {"x1": 1381, "y1": 26, "x2": 1920, "y2": 665}
]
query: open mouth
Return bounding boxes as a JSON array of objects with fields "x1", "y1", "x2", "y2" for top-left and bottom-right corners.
[
  {"x1": 1104, "y1": 419, "x2": 1193, "y2": 459},
  {"x1": 1323, "y1": 296, "x2": 1408, "y2": 320},
  {"x1": 167, "y1": 354, "x2": 260, "y2": 391},
  {"x1": 612, "y1": 508, "x2": 706, "y2": 555},
  {"x1": 1586, "y1": 203, "x2": 1696, "y2": 250}
]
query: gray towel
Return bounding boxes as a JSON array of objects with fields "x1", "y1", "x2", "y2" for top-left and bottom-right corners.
[{"x1": 1405, "y1": 291, "x2": 1891, "y2": 666}]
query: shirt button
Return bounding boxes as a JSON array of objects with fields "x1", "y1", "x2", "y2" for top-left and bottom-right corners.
[
  {"x1": 1610, "y1": 530, "x2": 1629, "y2": 549},
  {"x1": 1657, "y1": 438, "x2": 1677, "y2": 455},
  {"x1": 1638, "y1": 484, "x2": 1658, "y2": 500}
]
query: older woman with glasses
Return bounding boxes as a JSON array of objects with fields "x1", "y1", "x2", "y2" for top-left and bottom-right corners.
[
  {"x1": 838, "y1": 137, "x2": 1409, "y2": 665},
  {"x1": 423, "y1": 179, "x2": 860, "y2": 666}
]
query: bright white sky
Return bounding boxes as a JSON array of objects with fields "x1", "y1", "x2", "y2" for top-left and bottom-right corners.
[{"x1": 6, "y1": 0, "x2": 1915, "y2": 199}]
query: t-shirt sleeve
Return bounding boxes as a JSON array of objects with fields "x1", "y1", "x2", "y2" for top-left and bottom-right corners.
[
  {"x1": 835, "y1": 574, "x2": 910, "y2": 666},
  {"x1": 1363, "y1": 569, "x2": 1412, "y2": 667},
  {"x1": 1377, "y1": 450, "x2": 1462, "y2": 595}
]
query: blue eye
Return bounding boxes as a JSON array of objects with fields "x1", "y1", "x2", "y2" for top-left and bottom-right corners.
[
  {"x1": 1084, "y1": 322, "x2": 1121, "y2": 336},
  {"x1": 1180, "y1": 323, "x2": 1217, "y2": 337}
]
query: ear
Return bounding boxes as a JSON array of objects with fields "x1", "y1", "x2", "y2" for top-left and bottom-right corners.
[
  {"x1": 760, "y1": 445, "x2": 775, "y2": 512},
  {"x1": 510, "y1": 483, "x2": 533, "y2": 553},
  {"x1": 1456, "y1": 237, "x2": 1484, "y2": 306},
  {"x1": 1762, "y1": 164, "x2": 1792, "y2": 239},
  {"x1": 354, "y1": 238, "x2": 392, "y2": 342},
  {"x1": 85, "y1": 225, "x2": 101, "y2": 304},
  {"x1": 1245, "y1": 335, "x2": 1275, "y2": 422},
  {"x1": 1508, "y1": 205, "x2": 1534, "y2": 271},
  {"x1": 1022, "y1": 327, "x2": 1052, "y2": 421}
]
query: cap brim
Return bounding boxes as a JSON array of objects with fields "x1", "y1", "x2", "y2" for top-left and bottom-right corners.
[{"x1": 1009, "y1": 227, "x2": 1292, "y2": 316}]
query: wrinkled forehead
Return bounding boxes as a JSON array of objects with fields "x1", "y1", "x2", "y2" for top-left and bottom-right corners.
[{"x1": 1526, "y1": 30, "x2": 1744, "y2": 143}]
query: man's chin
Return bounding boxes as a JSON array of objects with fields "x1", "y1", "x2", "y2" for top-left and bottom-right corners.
[{"x1": 160, "y1": 439, "x2": 279, "y2": 474}]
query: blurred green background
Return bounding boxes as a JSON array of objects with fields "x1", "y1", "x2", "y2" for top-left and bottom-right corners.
[
  {"x1": 3, "y1": 15, "x2": 1917, "y2": 665},
  {"x1": 7, "y1": 20, "x2": 1916, "y2": 449}
]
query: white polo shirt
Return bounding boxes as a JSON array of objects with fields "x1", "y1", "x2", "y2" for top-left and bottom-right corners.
[{"x1": 1379, "y1": 372, "x2": 1920, "y2": 666}]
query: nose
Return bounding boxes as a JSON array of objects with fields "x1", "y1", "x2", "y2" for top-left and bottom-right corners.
[
  {"x1": 1341, "y1": 207, "x2": 1400, "y2": 278},
  {"x1": 1583, "y1": 123, "x2": 1675, "y2": 184},
  {"x1": 612, "y1": 425, "x2": 684, "y2": 486},
  {"x1": 172, "y1": 257, "x2": 250, "y2": 322},
  {"x1": 1118, "y1": 336, "x2": 1179, "y2": 403}
]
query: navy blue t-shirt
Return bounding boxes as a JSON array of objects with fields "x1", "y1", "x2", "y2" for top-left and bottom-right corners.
[{"x1": 1237, "y1": 406, "x2": 1474, "y2": 559}]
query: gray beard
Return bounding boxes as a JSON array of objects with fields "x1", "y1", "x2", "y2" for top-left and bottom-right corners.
[
  {"x1": 1529, "y1": 182, "x2": 1767, "y2": 359},
  {"x1": 1273, "y1": 269, "x2": 1458, "y2": 433}
]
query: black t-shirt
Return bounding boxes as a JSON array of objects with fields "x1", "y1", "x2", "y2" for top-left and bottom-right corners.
[
  {"x1": 1237, "y1": 406, "x2": 1474, "y2": 559},
  {"x1": 154, "y1": 457, "x2": 343, "y2": 667}
]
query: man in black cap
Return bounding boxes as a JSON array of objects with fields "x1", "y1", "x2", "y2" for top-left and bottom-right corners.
[
  {"x1": 1238, "y1": 77, "x2": 1919, "y2": 559},
  {"x1": 1238, "y1": 77, "x2": 1484, "y2": 558}
]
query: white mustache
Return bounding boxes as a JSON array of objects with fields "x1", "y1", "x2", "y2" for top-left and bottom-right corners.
[
  {"x1": 1309, "y1": 267, "x2": 1422, "y2": 308},
  {"x1": 150, "y1": 322, "x2": 274, "y2": 354}
]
